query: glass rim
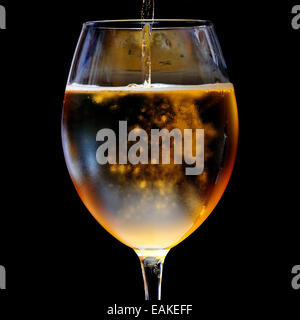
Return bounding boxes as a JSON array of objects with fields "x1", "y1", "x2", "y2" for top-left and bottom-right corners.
[{"x1": 83, "y1": 19, "x2": 213, "y2": 30}]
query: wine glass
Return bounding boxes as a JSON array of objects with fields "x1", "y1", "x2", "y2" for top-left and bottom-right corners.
[{"x1": 61, "y1": 19, "x2": 238, "y2": 300}]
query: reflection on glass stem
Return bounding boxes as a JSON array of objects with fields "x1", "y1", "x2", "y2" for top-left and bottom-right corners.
[{"x1": 136, "y1": 249, "x2": 169, "y2": 300}]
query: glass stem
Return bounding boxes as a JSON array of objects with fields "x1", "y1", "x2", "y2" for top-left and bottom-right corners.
[{"x1": 135, "y1": 249, "x2": 169, "y2": 300}]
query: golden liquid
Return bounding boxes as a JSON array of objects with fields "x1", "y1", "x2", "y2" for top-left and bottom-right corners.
[{"x1": 62, "y1": 83, "x2": 238, "y2": 250}]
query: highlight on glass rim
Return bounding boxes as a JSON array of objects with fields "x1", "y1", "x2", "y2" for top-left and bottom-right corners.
[{"x1": 61, "y1": 0, "x2": 239, "y2": 300}]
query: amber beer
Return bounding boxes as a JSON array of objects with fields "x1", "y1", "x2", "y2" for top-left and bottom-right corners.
[{"x1": 62, "y1": 83, "x2": 238, "y2": 249}]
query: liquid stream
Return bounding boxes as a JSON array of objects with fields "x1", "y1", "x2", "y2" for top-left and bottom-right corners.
[{"x1": 141, "y1": 0, "x2": 154, "y2": 87}]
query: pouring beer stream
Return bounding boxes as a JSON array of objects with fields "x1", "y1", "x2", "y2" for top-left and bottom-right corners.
[{"x1": 141, "y1": 0, "x2": 154, "y2": 87}]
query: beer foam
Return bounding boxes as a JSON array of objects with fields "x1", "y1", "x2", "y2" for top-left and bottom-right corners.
[{"x1": 66, "y1": 82, "x2": 234, "y2": 93}]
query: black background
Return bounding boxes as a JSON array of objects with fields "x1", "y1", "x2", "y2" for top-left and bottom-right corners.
[{"x1": 0, "y1": 0, "x2": 299, "y2": 316}]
